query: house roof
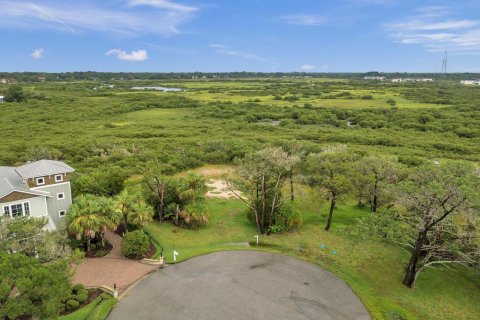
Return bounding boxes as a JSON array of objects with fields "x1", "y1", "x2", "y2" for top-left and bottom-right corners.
[
  {"x1": 0, "y1": 166, "x2": 48, "y2": 199},
  {"x1": 15, "y1": 160, "x2": 75, "y2": 179}
]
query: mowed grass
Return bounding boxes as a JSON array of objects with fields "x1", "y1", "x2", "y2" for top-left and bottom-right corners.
[{"x1": 145, "y1": 182, "x2": 480, "y2": 320}]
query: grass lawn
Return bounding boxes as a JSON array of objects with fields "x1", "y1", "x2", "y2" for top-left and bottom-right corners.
[{"x1": 145, "y1": 183, "x2": 480, "y2": 320}]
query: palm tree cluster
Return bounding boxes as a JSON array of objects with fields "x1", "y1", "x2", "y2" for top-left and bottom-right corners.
[{"x1": 67, "y1": 193, "x2": 154, "y2": 251}]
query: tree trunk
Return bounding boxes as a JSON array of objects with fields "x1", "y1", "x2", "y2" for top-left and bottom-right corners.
[
  {"x1": 158, "y1": 184, "x2": 165, "y2": 223},
  {"x1": 403, "y1": 231, "x2": 426, "y2": 288},
  {"x1": 371, "y1": 174, "x2": 378, "y2": 213},
  {"x1": 87, "y1": 238, "x2": 91, "y2": 252},
  {"x1": 325, "y1": 194, "x2": 335, "y2": 231},
  {"x1": 175, "y1": 204, "x2": 180, "y2": 226},
  {"x1": 290, "y1": 169, "x2": 295, "y2": 201}
]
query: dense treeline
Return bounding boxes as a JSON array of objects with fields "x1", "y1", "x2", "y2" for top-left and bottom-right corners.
[{"x1": 1, "y1": 71, "x2": 480, "y2": 82}]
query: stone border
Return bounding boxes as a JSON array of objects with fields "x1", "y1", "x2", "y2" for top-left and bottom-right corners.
[{"x1": 140, "y1": 257, "x2": 165, "y2": 267}]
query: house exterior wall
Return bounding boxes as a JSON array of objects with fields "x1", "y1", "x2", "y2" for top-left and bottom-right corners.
[
  {"x1": 33, "y1": 182, "x2": 73, "y2": 229},
  {"x1": 1, "y1": 196, "x2": 48, "y2": 219},
  {"x1": 27, "y1": 173, "x2": 70, "y2": 188}
]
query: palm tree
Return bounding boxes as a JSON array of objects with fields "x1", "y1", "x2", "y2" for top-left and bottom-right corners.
[
  {"x1": 67, "y1": 195, "x2": 117, "y2": 251},
  {"x1": 114, "y1": 190, "x2": 137, "y2": 232},
  {"x1": 128, "y1": 203, "x2": 154, "y2": 228},
  {"x1": 68, "y1": 214, "x2": 104, "y2": 252}
]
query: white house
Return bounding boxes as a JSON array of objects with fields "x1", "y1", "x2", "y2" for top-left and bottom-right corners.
[
  {"x1": 363, "y1": 76, "x2": 385, "y2": 80},
  {"x1": 460, "y1": 80, "x2": 480, "y2": 85},
  {"x1": 0, "y1": 160, "x2": 75, "y2": 230}
]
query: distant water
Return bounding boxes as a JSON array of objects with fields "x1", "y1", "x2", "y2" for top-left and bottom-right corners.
[{"x1": 131, "y1": 86, "x2": 183, "y2": 92}]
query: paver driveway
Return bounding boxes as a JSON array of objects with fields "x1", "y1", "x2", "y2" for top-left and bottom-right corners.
[
  {"x1": 108, "y1": 251, "x2": 371, "y2": 320},
  {"x1": 73, "y1": 230, "x2": 159, "y2": 293}
]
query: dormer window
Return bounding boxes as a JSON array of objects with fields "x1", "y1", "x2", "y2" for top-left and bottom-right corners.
[
  {"x1": 55, "y1": 174, "x2": 63, "y2": 182},
  {"x1": 36, "y1": 177, "x2": 45, "y2": 186}
]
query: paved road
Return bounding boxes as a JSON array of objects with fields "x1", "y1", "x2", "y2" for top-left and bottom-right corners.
[{"x1": 108, "y1": 251, "x2": 371, "y2": 320}]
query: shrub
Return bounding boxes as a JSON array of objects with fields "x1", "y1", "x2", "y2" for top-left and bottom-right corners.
[
  {"x1": 89, "y1": 243, "x2": 97, "y2": 251},
  {"x1": 121, "y1": 230, "x2": 150, "y2": 259},
  {"x1": 72, "y1": 284, "x2": 85, "y2": 293},
  {"x1": 75, "y1": 293, "x2": 88, "y2": 303},
  {"x1": 66, "y1": 300, "x2": 80, "y2": 310},
  {"x1": 100, "y1": 292, "x2": 112, "y2": 299},
  {"x1": 77, "y1": 289, "x2": 89, "y2": 296}
]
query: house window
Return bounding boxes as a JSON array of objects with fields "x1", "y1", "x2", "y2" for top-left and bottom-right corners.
[
  {"x1": 59, "y1": 210, "x2": 66, "y2": 217},
  {"x1": 24, "y1": 203, "x2": 30, "y2": 216},
  {"x1": 10, "y1": 204, "x2": 23, "y2": 218},
  {"x1": 57, "y1": 193, "x2": 65, "y2": 200},
  {"x1": 36, "y1": 177, "x2": 45, "y2": 186},
  {"x1": 3, "y1": 206, "x2": 9, "y2": 216},
  {"x1": 55, "y1": 174, "x2": 63, "y2": 182}
]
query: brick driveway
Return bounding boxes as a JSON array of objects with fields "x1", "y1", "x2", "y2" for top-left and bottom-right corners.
[{"x1": 73, "y1": 230, "x2": 159, "y2": 293}]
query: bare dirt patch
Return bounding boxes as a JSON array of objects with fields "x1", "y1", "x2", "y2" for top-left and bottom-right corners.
[{"x1": 205, "y1": 179, "x2": 243, "y2": 199}]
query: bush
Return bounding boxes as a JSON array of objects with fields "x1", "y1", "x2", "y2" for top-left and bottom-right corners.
[
  {"x1": 121, "y1": 230, "x2": 150, "y2": 259},
  {"x1": 89, "y1": 243, "x2": 97, "y2": 251},
  {"x1": 66, "y1": 300, "x2": 80, "y2": 310},
  {"x1": 72, "y1": 284, "x2": 85, "y2": 293},
  {"x1": 75, "y1": 293, "x2": 88, "y2": 303},
  {"x1": 77, "y1": 289, "x2": 89, "y2": 296},
  {"x1": 100, "y1": 292, "x2": 112, "y2": 299}
]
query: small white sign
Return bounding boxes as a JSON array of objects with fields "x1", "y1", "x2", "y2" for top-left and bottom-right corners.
[
  {"x1": 173, "y1": 250, "x2": 179, "y2": 262},
  {"x1": 254, "y1": 235, "x2": 259, "y2": 246}
]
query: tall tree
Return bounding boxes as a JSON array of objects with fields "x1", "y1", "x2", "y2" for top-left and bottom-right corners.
[
  {"x1": 114, "y1": 189, "x2": 137, "y2": 232},
  {"x1": 282, "y1": 143, "x2": 304, "y2": 201},
  {"x1": 141, "y1": 161, "x2": 176, "y2": 222},
  {"x1": 232, "y1": 147, "x2": 299, "y2": 234},
  {"x1": 396, "y1": 161, "x2": 479, "y2": 288},
  {"x1": 355, "y1": 155, "x2": 405, "y2": 212},
  {"x1": 305, "y1": 145, "x2": 356, "y2": 231}
]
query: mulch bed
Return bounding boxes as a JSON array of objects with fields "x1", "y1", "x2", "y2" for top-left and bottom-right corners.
[{"x1": 143, "y1": 242, "x2": 157, "y2": 259}]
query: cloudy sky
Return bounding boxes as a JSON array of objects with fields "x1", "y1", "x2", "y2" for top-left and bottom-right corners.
[{"x1": 0, "y1": 0, "x2": 479, "y2": 72}]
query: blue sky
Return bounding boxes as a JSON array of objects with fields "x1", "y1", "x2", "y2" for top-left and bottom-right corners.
[{"x1": 0, "y1": 0, "x2": 480, "y2": 72}]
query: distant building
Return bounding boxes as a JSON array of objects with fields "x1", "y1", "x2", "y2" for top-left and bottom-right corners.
[
  {"x1": 460, "y1": 80, "x2": 480, "y2": 85},
  {"x1": 0, "y1": 78, "x2": 16, "y2": 84},
  {"x1": 391, "y1": 78, "x2": 433, "y2": 83},
  {"x1": 0, "y1": 160, "x2": 75, "y2": 231},
  {"x1": 363, "y1": 76, "x2": 385, "y2": 80},
  {"x1": 0, "y1": 96, "x2": 4, "y2": 103},
  {"x1": 38, "y1": 77, "x2": 46, "y2": 82},
  {"x1": 131, "y1": 86, "x2": 183, "y2": 92}
]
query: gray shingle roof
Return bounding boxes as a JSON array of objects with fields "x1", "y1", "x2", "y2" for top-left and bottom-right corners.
[
  {"x1": 0, "y1": 166, "x2": 48, "y2": 199},
  {"x1": 15, "y1": 160, "x2": 75, "y2": 179}
]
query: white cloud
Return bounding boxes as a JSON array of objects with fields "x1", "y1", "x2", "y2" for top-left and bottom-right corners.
[
  {"x1": 106, "y1": 49, "x2": 148, "y2": 61},
  {"x1": 127, "y1": 0, "x2": 197, "y2": 13},
  {"x1": 280, "y1": 15, "x2": 326, "y2": 26},
  {"x1": 210, "y1": 44, "x2": 270, "y2": 63},
  {"x1": 0, "y1": 0, "x2": 197, "y2": 36},
  {"x1": 299, "y1": 64, "x2": 315, "y2": 71},
  {"x1": 385, "y1": 7, "x2": 480, "y2": 54},
  {"x1": 31, "y1": 48, "x2": 44, "y2": 59}
]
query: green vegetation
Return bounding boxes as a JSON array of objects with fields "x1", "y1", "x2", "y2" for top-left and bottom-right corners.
[
  {"x1": 1, "y1": 77, "x2": 479, "y2": 319},
  {"x1": 121, "y1": 230, "x2": 150, "y2": 259},
  {"x1": 56, "y1": 295, "x2": 117, "y2": 320},
  {"x1": 146, "y1": 189, "x2": 480, "y2": 320}
]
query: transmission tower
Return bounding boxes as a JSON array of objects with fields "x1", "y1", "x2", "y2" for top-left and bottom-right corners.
[{"x1": 441, "y1": 50, "x2": 448, "y2": 74}]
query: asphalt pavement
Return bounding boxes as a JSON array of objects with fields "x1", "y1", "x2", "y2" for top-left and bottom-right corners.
[{"x1": 108, "y1": 251, "x2": 371, "y2": 320}]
